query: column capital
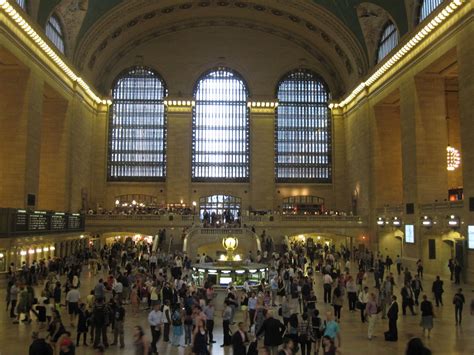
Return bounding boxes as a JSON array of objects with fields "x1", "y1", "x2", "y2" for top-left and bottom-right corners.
[{"x1": 247, "y1": 101, "x2": 278, "y2": 114}]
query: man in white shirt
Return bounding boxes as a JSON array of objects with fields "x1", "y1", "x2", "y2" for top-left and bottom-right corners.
[
  {"x1": 113, "y1": 280, "x2": 123, "y2": 303},
  {"x1": 66, "y1": 286, "x2": 80, "y2": 327},
  {"x1": 148, "y1": 303, "x2": 163, "y2": 353},
  {"x1": 323, "y1": 273, "x2": 333, "y2": 304}
]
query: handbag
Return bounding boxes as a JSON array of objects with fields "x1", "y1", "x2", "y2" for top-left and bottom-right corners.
[{"x1": 356, "y1": 301, "x2": 364, "y2": 310}]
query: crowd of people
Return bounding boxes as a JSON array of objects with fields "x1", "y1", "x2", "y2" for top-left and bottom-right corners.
[{"x1": 3, "y1": 236, "x2": 473, "y2": 355}]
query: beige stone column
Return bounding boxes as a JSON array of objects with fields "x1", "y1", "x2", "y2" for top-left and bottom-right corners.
[
  {"x1": 457, "y1": 20, "x2": 474, "y2": 283},
  {"x1": 0, "y1": 68, "x2": 43, "y2": 208},
  {"x1": 89, "y1": 105, "x2": 109, "y2": 210},
  {"x1": 38, "y1": 84, "x2": 70, "y2": 211},
  {"x1": 400, "y1": 77, "x2": 448, "y2": 206},
  {"x1": 165, "y1": 103, "x2": 193, "y2": 204},
  {"x1": 331, "y1": 109, "x2": 348, "y2": 211},
  {"x1": 249, "y1": 105, "x2": 276, "y2": 210}
]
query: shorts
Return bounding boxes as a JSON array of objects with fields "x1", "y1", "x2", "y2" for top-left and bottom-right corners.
[{"x1": 68, "y1": 302, "x2": 79, "y2": 315}]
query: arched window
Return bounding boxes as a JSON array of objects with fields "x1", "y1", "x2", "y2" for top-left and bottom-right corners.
[
  {"x1": 192, "y1": 68, "x2": 249, "y2": 182},
  {"x1": 376, "y1": 22, "x2": 398, "y2": 63},
  {"x1": 45, "y1": 14, "x2": 65, "y2": 53},
  {"x1": 108, "y1": 66, "x2": 167, "y2": 181},
  {"x1": 275, "y1": 70, "x2": 331, "y2": 182},
  {"x1": 16, "y1": 0, "x2": 27, "y2": 11},
  {"x1": 418, "y1": 0, "x2": 444, "y2": 23}
]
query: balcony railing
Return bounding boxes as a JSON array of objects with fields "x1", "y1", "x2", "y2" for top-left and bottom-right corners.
[{"x1": 419, "y1": 201, "x2": 464, "y2": 211}]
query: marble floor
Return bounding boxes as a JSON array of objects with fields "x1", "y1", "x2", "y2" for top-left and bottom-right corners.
[{"x1": 1, "y1": 265, "x2": 473, "y2": 355}]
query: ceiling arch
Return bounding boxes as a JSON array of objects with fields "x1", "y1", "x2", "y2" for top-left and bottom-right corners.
[{"x1": 72, "y1": 0, "x2": 374, "y2": 97}]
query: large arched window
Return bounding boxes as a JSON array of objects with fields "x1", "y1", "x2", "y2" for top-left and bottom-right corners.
[
  {"x1": 418, "y1": 0, "x2": 444, "y2": 23},
  {"x1": 275, "y1": 70, "x2": 331, "y2": 183},
  {"x1": 45, "y1": 14, "x2": 65, "y2": 53},
  {"x1": 192, "y1": 68, "x2": 249, "y2": 182},
  {"x1": 108, "y1": 66, "x2": 167, "y2": 181},
  {"x1": 376, "y1": 22, "x2": 398, "y2": 63},
  {"x1": 16, "y1": 0, "x2": 27, "y2": 11}
]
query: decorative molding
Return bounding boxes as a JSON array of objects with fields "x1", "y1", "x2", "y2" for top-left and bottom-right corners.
[
  {"x1": 0, "y1": 0, "x2": 107, "y2": 107},
  {"x1": 331, "y1": 0, "x2": 468, "y2": 110},
  {"x1": 73, "y1": 0, "x2": 364, "y2": 85}
]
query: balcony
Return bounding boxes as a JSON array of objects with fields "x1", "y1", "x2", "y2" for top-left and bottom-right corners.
[{"x1": 85, "y1": 213, "x2": 367, "y2": 233}]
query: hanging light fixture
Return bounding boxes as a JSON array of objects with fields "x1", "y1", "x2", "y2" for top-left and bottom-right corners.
[{"x1": 447, "y1": 146, "x2": 461, "y2": 171}]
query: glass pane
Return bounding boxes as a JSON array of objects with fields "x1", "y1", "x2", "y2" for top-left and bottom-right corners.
[
  {"x1": 108, "y1": 66, "x2": 167, "y2": 180},
  {"x1": 275, "y1": 70, "x2": 331, "y2": 182},
  {"x1": 192, "y1": 69, "x2": 249, "y2": 181}
]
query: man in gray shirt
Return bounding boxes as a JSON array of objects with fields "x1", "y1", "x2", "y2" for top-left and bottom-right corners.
[{"x1": 204, "y1": 302, "x2": 216, "y2": 344}]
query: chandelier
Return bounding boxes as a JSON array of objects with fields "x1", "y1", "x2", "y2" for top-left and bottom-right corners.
[{"x1": 447, "y1": 146, "x2": 461, "y2": 171}]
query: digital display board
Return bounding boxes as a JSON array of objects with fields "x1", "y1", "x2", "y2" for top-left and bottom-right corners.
[
  {"x1": 468, "y1": 225, "x2": 474, "y2": 249},
  {"x1": 0, "y1": 208, "x2": 84, "y2": 235},
  {"x1": 405, "y1": 224, "x2": 415, "y2": 244}
]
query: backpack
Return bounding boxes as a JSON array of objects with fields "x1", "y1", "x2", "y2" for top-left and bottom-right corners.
[{"x1": 284, "y1": 270, "x2": 289, "y2": 280}]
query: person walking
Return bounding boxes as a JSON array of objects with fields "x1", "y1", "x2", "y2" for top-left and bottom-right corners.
[
  {"x1": 256, "y1": 310, "x2": 285, "y2": 355},
  {"x1": 416, "y1": 259, "x2": 423, "y2": 279},
  {"x1": 401, "y1": 282, "x2": 416, "y2": 316},
  {"x1": 454, "y1": 262, "x2": 462, "y2": 284},
  {"x1": 346, "y1": 276, "x2": 357, "y2": 312},
  {"x1": 171, "y1": 305, "x2": 183, "y2": 347},
  {"x1": 396, "y1": 255, "x2": 402, "y2": 275},
  {"x1": 448, "y1": 259, "x2": 455, "y2": 281},
  {"x1": 411, "y1": 275, "x2": 423, "y2": 306},
  {"x1": 231, "y1": 322, "x2": 249, "y2": 355},
  {"x1": 385, "y1": 295, "x2": 398, "y2": 341},
  {"x1": 192, "y1": 319, "x2": 209, "y2": 355},
  {"x1": 323, "y1": 312, "x2": 341, "y2": 347},
  {"x1": 332, "y1": 285, "x2": 344, "y2": 321},
  {"x1": 365, "y1": 292, "x2": 378, "y2": 340},
  {"x1": 111, "y1": 300, "x2": 125, "y2": 348},
  {"x1": 431, "y1": 276, "x2": 444, "y2": 307},
  {"x1": 133, "y1": 326, "x2": 150, "y2": 355},
  {"x1": 221, "y1": 300, "x2": 232, "y2": 347},
  {"x1": 9, "y1": 282, "x2": 18, "y2": 319},
  {"x1": 323, "y1": 273, "x2": 333, "y2": 304},
  {"x1": 203, "y1": 301, "x2": 215, "y2": 344},
  {"x1": 162, "y1": 299, "x2": 171, "y2": 342},
  {"x1": 147, "y1": 303, "x2": 162, "y2": 354},
  {"x1": 298, "y1": 313, "x2": 312, "y2": 355},
  {"x1": 92, "y1": 297, "x2": 110, "y2": 349},
  {"x1": 419, "y1": 295, "x2": 434, "y2": 338},
  {"x1": 76, "y1": 303, "x2": 89, "y2": 347},
  {"x1": 358, "y1": 286, "x2": 369, "y2": 323},
  {"x1": 453, "y1": 288, "x2": 465, "y2": 325}
]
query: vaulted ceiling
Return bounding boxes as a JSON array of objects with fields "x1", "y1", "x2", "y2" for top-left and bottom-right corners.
[{"x1": 31, "y1": 0, "x2": 414, "y2": 97}]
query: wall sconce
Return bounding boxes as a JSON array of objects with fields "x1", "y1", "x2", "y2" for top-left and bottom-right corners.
[
  {"x1": 421, "y1": 215, "x2": 433, "y2": 228},
  {"x1": 377, "y1": 217, "x2": 385, "y2": 226},
  {"x1": 447, "y1": 214, "x2": 460, "y2": 228},
  {"x1": 392, "y1": 217, "x2": 402, "y2": 227}
]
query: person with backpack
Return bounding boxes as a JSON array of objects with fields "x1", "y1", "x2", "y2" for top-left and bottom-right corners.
[
  {"x1": 453, "y1": 288, "x2": 465, "y2": 325},
  {"x1": 310, "y1": 309, "x2": 323, "y2": 353},
  {"x1": 171, "y1": 304, "x2": 183, "y2": 347}
]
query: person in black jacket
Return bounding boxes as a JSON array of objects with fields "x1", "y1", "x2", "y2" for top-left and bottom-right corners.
[
  {"x1": 29, "y1": 331, "x2": 53, "y2": 355},
  {"x1": 231, "y1": 322, "x2": 249, "y2": 355},
  {"x1": 256, "y1": 310, "x2": 285, "y2": 355},
  {"x1": 431, "y1": 276, "x2": 444, "y2": 307},
  {"x1": 385, "y1": 295, "x2": 398, "y2": 341}
]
